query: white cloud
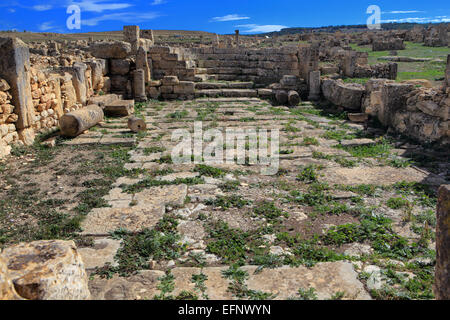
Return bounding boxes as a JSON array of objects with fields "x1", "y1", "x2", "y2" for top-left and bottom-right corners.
[
  {"x1": 82, "y1": 11, "x2": 159, "y2": 26},
  {"x1": 381, "y1": 16, "x2": 450, "y2": 23},
  {"x1": 151, "y1": 0, "x2": 166, "y2": 5},
  {"x1": 382, "y1": 10, "x2": 425, "y2": 14},
  {"x1": 38, "y1": 21, "x2": 55, "y2": 31},
  {"x1": 33, "y1": 5, "x2": 53, "y2": 11},
  {"x1": 8, "y1": 8, "x2": 16, "y2": 13},
  {"x1": 211, "y1": 14, "x2": 250, "y2": 22},
  {"x1": 236, "y1": 24, "x2": 288, "y2": 33},
  {"x1": 68, "y1": 0, "x2": 133, "y2": 13}
]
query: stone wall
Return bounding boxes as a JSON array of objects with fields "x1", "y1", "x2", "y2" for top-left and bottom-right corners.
[
  {"x1": 372, "y1": 38, "x2": 405, "y2": 51},
  {"x1": 0, "y1": 79, "x2": 19, "y2": 157},
  {"x1": 0, "y1": 37, "x2": 114, "y2": 159},
  {"x1": 363, "y1": 80, "x2": 449, "y2": 145},
  {"x1": 29, "y1": 69, "x2": 64, "y2": 134},
  {"x1": 425, "y1": 24, "x2": 449, "y2": 47},
  {"x1": 320, "y1": 77, "x2": 449, "y2": 145}
]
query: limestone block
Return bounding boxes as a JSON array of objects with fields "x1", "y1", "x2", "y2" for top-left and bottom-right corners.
[
  {"x1": 0, "y1": 255, "x2": 23, "y2": 300},
  {"x1": 104, "y1": 100, "x2": 135, "y2": 117},
  {"x1": 110, "y1": 59, "x2": 131, "y2": 76},
  {"x1": 1, "y1": 240, "x2": 90, "y2": 300},
  {"x1": 89, "y1": 41, "x2": 131, "y2": 59}
]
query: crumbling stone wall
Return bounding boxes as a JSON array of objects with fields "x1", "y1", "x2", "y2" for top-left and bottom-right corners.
[
  {"x1": 29, "y1": 69, "x2": 64, "y2": 134},
  {"x1": 0, "y1": 79, "x2": 19, "y2": 157},
  {"x1": 363, "y1": 80, "x2": 449, "y2": 145},
  {"x1": 425, "y1": 24, "x2": 448, "y2": 47},
  {"x1": 146, "y1": 76, "x2": 195, "y2": 100},
  {"x1": 372, "y1": 38, "x2": 405, "y2": 51}
]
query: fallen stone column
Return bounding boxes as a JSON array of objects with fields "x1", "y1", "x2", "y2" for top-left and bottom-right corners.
[
  {"x1": 275, "y1": 90, "x2": 288, "y2": 105},
  {"x1": 435, "y1": 185, "x2": 450, "y2": 300},
  {"x1": 59, "y1": 104, "x2": 104, "y2": 137},
  {"x1": 128, "y1": 116, "x2": 147, "y2": 133}
]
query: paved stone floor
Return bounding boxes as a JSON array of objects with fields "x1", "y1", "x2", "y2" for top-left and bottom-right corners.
[{"x1": 72, "y1": 98, "x2": 447, "y2": 300}]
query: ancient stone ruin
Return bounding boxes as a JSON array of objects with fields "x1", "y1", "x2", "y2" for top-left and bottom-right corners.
[{"x1": 0, "y1": 24, "x2": 449, "y2": 301}]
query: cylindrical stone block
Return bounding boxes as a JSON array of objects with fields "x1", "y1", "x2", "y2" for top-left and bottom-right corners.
[
  {"x1": 59, "y1": 105, "x2": 104, "y2": 137},
  {"x1": 275, "y1": 90, "x2": 288, "y2": 105},
  {"x1": 128, "y1": 116, "x2": 147, "y2": 133},
  {"x1": 288, "y1": 90, "x2": 300, "y2": 107}
]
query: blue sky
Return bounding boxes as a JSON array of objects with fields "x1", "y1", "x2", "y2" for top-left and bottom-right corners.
[{"x1": 0, "y1": 0, "x2": 449, "y2": 34}]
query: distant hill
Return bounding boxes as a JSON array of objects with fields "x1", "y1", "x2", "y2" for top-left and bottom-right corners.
[
  {"x1": 257, "y1": 22, "x2": 449, "y2": 37},
  {"x1": 0, "y1": 29, "x2": 217, "y2": 43}
]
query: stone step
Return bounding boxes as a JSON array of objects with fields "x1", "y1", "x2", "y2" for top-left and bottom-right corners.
[
  {"x1": 194, "y1": 68, "x2": 208, "y2": 75},
  {"x1": 88, "y1": 262, "x2": 371, "y2": 300},
  {"x1": 195, "y1": 81, "x2": 254, "y2": 90},
  {"x1": 193, "y1": 74, "x2": 218, "y2": 82},
  {"x1": 195, "y1": 89, "x2": 258, "y2": 98}
]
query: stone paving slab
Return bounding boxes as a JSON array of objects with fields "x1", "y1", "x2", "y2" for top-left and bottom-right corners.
[
  {"x1": 81, "y1": 206, "x2": 165, "y2": 235},
  {"x1": 88, "y1": 261, "x2": 370, "y2": 300},
  {"x1": 319, "y1": 166, "x2": 429, "y2": 186},
  {"x1": 134, "y1": 184, "x2": 188, "y2": 208},
  {"x1": 78, "y1": 238, "x2": 122, "y2": 270}
]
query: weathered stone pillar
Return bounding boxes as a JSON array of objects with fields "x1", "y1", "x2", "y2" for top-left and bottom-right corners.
[
  {"x1": 380, "y1": 83, "x2": 414, "y2": 127},
  {"x1": 136, "y1": 46, "x2": 151, "y2": 83},
  {"x1": 298, "y1": 43, "x2": 319, "y2": 84},
  {"x1": 235, "y1": 30, "x2": 240, "y2": 47},
  {"x1": 0, "y1": 37, "x2": 34, "y2": 131},
  {"x1": 215, "y1": 34, "x2": 220, "y2": 47},
  {"x1": 435, "y1": 185, "x2": 450, "y2": 300},
  {"x1": 88, "y1": 60, "x2": 105, "y2": 91},
  {"x1": 226, "y1": 37, "x2": 232, "y2": 48},
  {"x1": 308, "y1": 70, "x2": 321, "y2": 101},
  {"x1": 148, "y1": 29, "x2": 155, "y2": 42},
  {"x1": 70, "y1": 62, "x2": 88, "y2": 105},
  {"x1": 133, "y1": 69, "x2": 147, "y2": 102},
  {"x1": 123, "y1": 25, "x2": 140, "y2": 54},
  {"x1": 343, "y1": 51, "x2": 357, "y2": 78}
]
